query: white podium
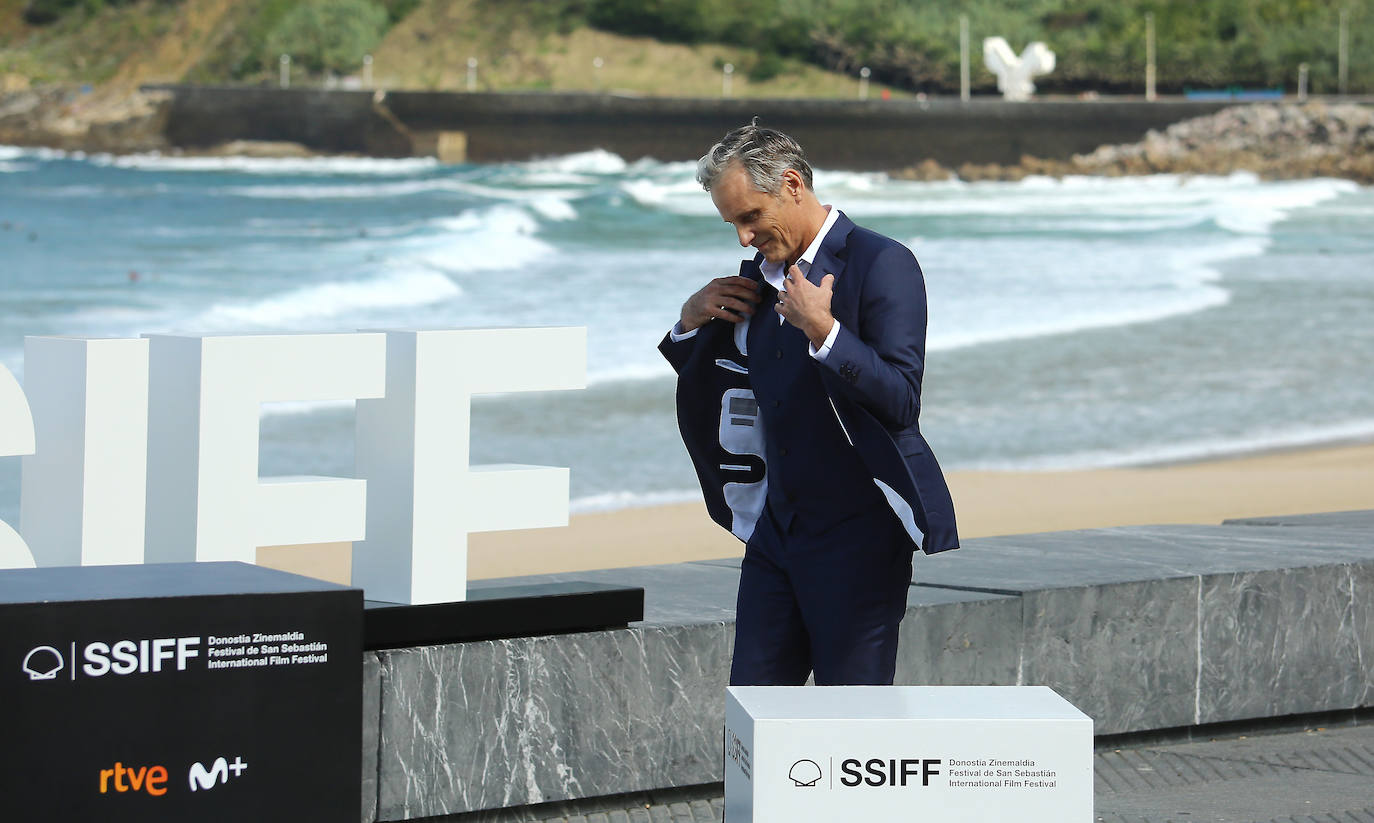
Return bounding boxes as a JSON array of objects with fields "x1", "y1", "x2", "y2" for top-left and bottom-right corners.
[{"x1": 725, "y1": 686, "x2": 1092, "y2": 822}]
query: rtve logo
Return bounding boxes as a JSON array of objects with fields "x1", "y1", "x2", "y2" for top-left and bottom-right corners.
[{"x1": 98, "y1": 756, "x2": 247, "y2": 796}]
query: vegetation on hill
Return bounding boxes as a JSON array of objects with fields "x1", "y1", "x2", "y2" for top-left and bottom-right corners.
[
  {"x1": 584, "y1": 0, "x2": 1371, "y2": 94},
  {"x1": 0, "y1": 0, "x2": 1368, "y2": 95}
]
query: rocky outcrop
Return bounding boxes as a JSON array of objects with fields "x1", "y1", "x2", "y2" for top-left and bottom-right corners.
[
  {"x1": 0, "y1": 86, "x2": 172, "y2": 153},
  {"x1": 894, "y1": 102, "x2": 1374, "y2": 184}
]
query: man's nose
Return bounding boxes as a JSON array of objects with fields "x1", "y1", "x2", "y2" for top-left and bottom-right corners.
[{"x1": 735, "y1": 225, "x2": 753, "y2": 247}]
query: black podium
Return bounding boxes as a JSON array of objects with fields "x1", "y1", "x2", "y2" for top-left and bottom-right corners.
[{"x1": 0, "y1": 562, "x2": 362, "y2": 822}]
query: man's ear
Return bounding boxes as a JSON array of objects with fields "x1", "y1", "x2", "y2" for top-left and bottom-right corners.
[{"x1": 781, "y1": 168, "x2": 805, "y2": 199}]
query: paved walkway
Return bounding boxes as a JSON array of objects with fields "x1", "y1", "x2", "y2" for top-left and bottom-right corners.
[{"x1": 445, "y1": 720, "x2": 1374, "y2": 823}]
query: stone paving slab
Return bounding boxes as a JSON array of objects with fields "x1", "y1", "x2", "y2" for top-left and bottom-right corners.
[{"x1": 423, "y1": 721, "x2": 1374, "y2": 823}]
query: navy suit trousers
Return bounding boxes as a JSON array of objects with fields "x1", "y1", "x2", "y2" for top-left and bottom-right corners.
[{"x1": 728, "y1": 498, "x2": 914, "y2": 686}]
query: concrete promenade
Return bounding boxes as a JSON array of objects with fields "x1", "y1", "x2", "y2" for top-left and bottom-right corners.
[{"x1": 431, "y1": 718, "x2": 1374, "y2": 822}]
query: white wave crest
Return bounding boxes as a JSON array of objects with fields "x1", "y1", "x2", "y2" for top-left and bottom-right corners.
[
  {"x1": 0, "y1": 145, "x2": 73, "y2": 161},
  {"x1": 420, "y1": 205, "x2": 555, "y2": 272},
  {"x1": 925, "y1": 233, "x2": 1264, "y2": 351},
  {"x1": 968, "y1": 418, "x2": 1374, "y2": 472},
  {"x1": 522, "y1": 149, "x2": 628, "y2": 175},
  {"x1": 930, "y1": 287, "x2": 1231, "y2": 351},
  {"x1": 229, "y1": 177, "x2": 452, "y2": 199},
  {"x1": 586, "y1": 361, "x2": 675, "y2": 386},
  {"x1": 191, "y1": 269, "x2": 460, "y2": 329},
  {"x1": 91, "y1": 152, "x2": 439, "y2": 176},
  {"x1": 529, "y1": 196, "x2": 578, "y2": 221},
  {"x1": 619, "y1": 177, "x2": 718, "y2": 215}
]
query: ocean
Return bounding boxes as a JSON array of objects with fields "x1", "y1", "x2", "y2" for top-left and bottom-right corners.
[{"x1": 2, "y1": 145, "x2": 1372, "y2": 526}]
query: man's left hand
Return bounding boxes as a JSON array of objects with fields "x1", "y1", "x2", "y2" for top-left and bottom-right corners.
[{"x1": 776, "y1": 265, "x2": 835, "y2": 348}]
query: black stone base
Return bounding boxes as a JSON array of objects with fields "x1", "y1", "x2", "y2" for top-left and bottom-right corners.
[{"x1": 363, "y1": 582, "x2": 645, "y2": 650}]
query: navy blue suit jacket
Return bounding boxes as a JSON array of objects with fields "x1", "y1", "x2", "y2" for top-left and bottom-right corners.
[{"x1": 660, "y1": 211, "x2": 958, "y2": 554}]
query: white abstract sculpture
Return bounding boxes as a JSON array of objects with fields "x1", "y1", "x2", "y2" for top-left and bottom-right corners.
[
  {"x1": 354, "y1": 327, "x2": 586, "y2": 605},
  {"x1": 983, "y1": 36, "x2": 1056, "y2": 101},
  {"x1": 0, "y1": 364, "x2": 36, "y2": 568},
  {"x1": 21, "y1": 337, "x2": 149, "y2": 567}
]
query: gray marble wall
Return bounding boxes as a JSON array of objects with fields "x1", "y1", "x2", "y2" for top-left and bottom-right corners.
[{"x1": 359, "y1": 515, "x2": 1374, "y2": 820}]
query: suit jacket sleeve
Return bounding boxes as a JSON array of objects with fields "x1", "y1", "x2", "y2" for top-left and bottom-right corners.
[
  {"x1": 819, "y1": 243, "x2": 927, "y2": 430},
  {"x1": 658, "y1": 328, "x2": 696, "y2": 375}
]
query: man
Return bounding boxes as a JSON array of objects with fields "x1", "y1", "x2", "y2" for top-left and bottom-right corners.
[{"x1": 659, "y1": 122, "x2": 959, "y2": 687}]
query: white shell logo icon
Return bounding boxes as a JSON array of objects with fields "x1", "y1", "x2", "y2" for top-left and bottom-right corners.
[
  {"x1": 789, "y1": 759, "x2": 822, "y2": 787},
  {"x1": 22, "y1": 645, "x2": 64, "y2": 680}
]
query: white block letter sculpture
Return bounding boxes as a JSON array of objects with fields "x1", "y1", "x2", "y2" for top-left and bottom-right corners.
[
  {"x1": 144, "y1": 333, "x2": 386, "y2": 564},
  {"x1": 21, "y1": 337, "x2": 149, "y2": 567},
  {"x1": 0, "y1": 364, "x2": 36, "y2": 568},
  {"x1": 983, "y1": 37, "x2": 1056, "y2": 101},
  {"x1": 354, "y1": 328, "x2": 586, "y2": 605}
]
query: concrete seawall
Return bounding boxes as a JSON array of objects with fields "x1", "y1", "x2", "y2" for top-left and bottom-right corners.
[{"x1": 148, "y1": 85, "x2": 1242, "y2": 169}]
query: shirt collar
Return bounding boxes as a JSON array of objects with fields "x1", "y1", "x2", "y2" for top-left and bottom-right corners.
[{"x1": 762, "y1": 205, "x2": 839, "y2": 291}]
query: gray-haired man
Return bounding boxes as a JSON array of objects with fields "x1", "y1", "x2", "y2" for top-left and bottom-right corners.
[{"x1": 659, "y1": 122, "x2": 959, "y2": 686}]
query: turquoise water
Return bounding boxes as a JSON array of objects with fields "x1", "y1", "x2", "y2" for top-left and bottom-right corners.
[{"x1": 2, "y1": 145, "x2": 1373, "y2": 522}]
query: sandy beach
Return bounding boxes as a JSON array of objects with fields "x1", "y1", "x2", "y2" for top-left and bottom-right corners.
[{"x1": 461, "y1": 441, "x2": 1374, "y2": 580}]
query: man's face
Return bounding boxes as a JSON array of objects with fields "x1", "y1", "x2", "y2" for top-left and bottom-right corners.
[{"x1": 710, "y1": 163, "x2": 808, "y2": 265}]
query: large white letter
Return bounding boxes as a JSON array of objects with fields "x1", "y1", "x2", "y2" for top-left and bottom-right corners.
[
  {"x1": 354, "y1": 328, "x2": 586, "y2": 605},
  {"x1": 144, "y1": 333, "x2": 386, "y2": 564},
  {"x1": 21, "y1": 337, "x2": 149, "y2": 567},
  {"x1": 0, "y1": 364, "x2": 36, "y2": 568}
]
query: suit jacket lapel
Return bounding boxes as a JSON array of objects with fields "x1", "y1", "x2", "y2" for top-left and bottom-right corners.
[
  {"x1": 810, "y1": 211, "x2": 854, "y2": 285},
  {"x1": 811, "y1": 211, "x2": 856, "y2": 330}
]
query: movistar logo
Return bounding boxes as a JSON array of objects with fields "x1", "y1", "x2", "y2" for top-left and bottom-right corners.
[{"x1": 188, "y1": 756, "x2": 248, "y2": 791}]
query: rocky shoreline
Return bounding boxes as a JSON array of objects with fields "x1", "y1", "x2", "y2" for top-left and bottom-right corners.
[
  {"x1": 0, "y1": 83, "x2": 173, "y2": 154},
  {"x1": 0, "y1": 83, "x2": 324, "y2": 157},
  {"x1": 894, "y1": 102, "x2": 1374, "y2": 185}
]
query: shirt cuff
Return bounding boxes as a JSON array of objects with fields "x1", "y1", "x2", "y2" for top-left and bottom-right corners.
[
  {"x1": 669, "y1": 322, "x2": 699, "y2": 343},
  {"x1": 808, "y1": 319, "x2": 841, "y2": 361}
]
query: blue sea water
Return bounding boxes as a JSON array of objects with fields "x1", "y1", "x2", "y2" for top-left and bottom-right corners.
[{"x1": 1, "y1": 145, "x2": 1373, "y2": 525}]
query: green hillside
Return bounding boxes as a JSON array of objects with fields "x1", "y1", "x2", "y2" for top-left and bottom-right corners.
[{"x1": 0, "y1": 0, "x2": 1368, "y2": 95}]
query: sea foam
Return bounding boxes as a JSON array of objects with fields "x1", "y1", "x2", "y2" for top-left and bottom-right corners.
[
  {"x1": 90, "y1": 152, "x2": 439, "y2": 175},
  {"x1": 191, "y1": 269, "x2": 461, "y2": 330}
]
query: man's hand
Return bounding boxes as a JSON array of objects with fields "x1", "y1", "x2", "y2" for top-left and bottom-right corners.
[
  {"x1": 680, "y1": 275, "x2": 761, "y2": 332},
  {"x1": 776, "y1": 265, "x2": 835, "y2": 348}
]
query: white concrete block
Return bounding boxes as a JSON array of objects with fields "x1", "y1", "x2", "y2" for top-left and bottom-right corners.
[{"x1": 725, "y1": 686, "x2": 1092, "y2": 823}]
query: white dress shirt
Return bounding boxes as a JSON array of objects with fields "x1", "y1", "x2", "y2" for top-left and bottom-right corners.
[{"x1": 671, "y1": 205, "x2": 843, "y2": 361}]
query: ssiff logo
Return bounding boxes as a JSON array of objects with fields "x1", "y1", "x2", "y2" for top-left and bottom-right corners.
[
  {"x1": 788, "y1": 759, "x2": 822, "y2": 787},
  {"x1": 18, "y1": 638, "x2": 199, "y2": 681},
  {"x1": 21, "y1": 645, "x2": 64, "y2": 680}
]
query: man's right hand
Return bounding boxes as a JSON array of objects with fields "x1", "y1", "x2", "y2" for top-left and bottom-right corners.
[{"x1": 680, "y1": 276, "x2": 762, "y2": 332}]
